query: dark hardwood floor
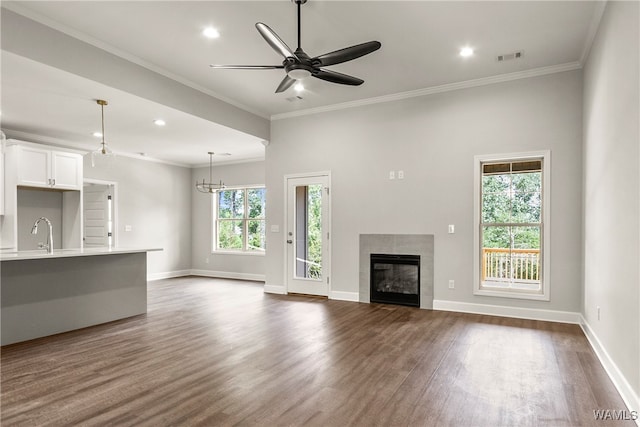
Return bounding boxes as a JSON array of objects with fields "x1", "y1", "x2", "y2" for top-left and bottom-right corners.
[{"x1": 1, "y1": 277, "x2": 633, "y2": 426}]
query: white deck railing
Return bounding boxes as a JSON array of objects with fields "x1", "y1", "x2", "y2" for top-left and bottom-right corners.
[{"x1": 482, "y1": 248, "x2": 540, "y2": 283}]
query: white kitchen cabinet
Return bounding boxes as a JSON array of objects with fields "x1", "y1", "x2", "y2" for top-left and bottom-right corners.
[
  {"x1": 0, "y1": 140, "x2": 84, "y2": 250},
  {"x1": 14, "y1": 145, "x2": 83, "y2": 190}
]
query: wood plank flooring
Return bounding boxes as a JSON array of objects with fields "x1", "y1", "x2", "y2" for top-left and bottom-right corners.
[{"x1": 1, "y1": 277, "x2": 633, "y2": 426}]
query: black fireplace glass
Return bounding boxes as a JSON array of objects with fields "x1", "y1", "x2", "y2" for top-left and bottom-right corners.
[{"x1": 370, "y1": 254, "x2": 420, "y2": 307}]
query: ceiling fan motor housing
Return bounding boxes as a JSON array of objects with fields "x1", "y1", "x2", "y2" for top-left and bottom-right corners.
[{"x1": 284, "y1": 49, "x2": 315, "y2": 79}]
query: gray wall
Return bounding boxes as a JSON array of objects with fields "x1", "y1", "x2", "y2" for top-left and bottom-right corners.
[
  {"x1": 84, "y1": 155, "x2": 192, "y2": 276},
  {"x1": 582, "y1": 0, "x2": 639, "y2": 404},
  {"x1": 17, "y1": 188, "x2": 62, "y2": 250},
  {"x1": 191, "y1": 160, "x2": 265, "y2": 279},
  {"x1": 266, "y1": 70, "x2": 583, "y2": 312}
]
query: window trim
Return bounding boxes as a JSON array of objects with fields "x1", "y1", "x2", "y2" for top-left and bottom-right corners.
[
  {"x1": 212, "y1": 185, "x2": 266, "y2": 254},
  {"x1": 473, "y1": 150, "x2": 550, "y2": 301}
]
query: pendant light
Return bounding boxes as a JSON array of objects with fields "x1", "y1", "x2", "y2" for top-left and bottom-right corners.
[
  {"x1": 91, "y1": 99, "x2": 115, "y2": 167},
  {"x1": 196, "y1": 152, "x2": 226, "y2": 193}
]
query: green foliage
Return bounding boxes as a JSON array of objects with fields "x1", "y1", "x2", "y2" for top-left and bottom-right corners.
[
  {"x1": 306, "y1": 185, "x2": 322, "y2": 279},
  {"x1": 482, "y1": 172, "x2": 541, "y2": 249},
  {"x1": 217, "y1": 188, "x2": 266, "y2": 251}
]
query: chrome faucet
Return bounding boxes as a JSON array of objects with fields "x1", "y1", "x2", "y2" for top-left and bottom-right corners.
[{"x1": 31, "y1": 217, "x2": 54, "y2": 254}]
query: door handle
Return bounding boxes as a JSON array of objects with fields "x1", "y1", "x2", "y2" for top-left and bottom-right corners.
[{"x1": 287, "y1": 240, "x2": 293, "y2": 244}]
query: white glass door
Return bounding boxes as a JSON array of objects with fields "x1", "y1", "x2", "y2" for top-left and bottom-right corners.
[{"x1": 286, "y1": 174, "x2": 330, "y2": 296}]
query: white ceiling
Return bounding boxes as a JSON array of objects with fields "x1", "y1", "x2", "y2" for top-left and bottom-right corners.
[{"x1": 0, "y1": 1, "x2": 602, "y2": 166}]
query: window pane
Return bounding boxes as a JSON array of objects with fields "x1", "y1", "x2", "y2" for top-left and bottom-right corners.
[
  {"x1": 307, "y1": 185, "x2": 323, "y2": 279},
  {"x1": 512, "y1": 172, "x2": 541, "y2": 193},
  {"x1": 482, "y1": 226, "x2": 510, "y2": 249},
  {"x1": 512, "y1": 226, "x2": 540, "y2": 250},
  {"x1": 218, "y1": 220, "x2": 243, "y2": 250},
  {"x1": 482, "y1": 174, "x2": 511, "y2": 195},
  {"x1": 511, "y1": 172, "x2": 541, "y2": 223},
  {"x1": 479, "y1": 157, "x2": 545, "y2": 295},
  {"x1": 248, "y1": 188, "x2": 266, "y2": 219},
  {"x1": 482, "y1": 193, "x2": 511, "y2": 223},
  {"x1": 248, "y1": 220, "x2": 266, "y2": 251},
  {"x1": 218, "y1": 190, "x2": 244, "y2": 219}
]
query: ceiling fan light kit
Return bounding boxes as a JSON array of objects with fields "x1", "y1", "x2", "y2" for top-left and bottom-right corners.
[{"x1": 210, "y1": 0, "x2": 381, "y2": 93}]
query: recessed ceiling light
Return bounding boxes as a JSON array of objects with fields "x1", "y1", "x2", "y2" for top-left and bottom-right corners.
[
  {"x1": 203, "y1": 27, "x2": 220, "y2": 39},
  {"x1": 294, "y1": 82, "x2": 305, "y2": 92},
  {"x1": 460, "y1": 47, "x2": 474, "y2": 57},
  {"x1": 153, "y1": 119, "x2": 166, "y2": 126},
  {"x1": 92, "y1": 131, "x2": 103, "y2": 138}
]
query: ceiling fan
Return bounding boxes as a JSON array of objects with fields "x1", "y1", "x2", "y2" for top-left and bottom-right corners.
[{"x1": 210, "y1": 0, "x2": 381, "y2": 93}]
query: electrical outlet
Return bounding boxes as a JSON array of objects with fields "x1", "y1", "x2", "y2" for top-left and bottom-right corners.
[
  {"x1": 448, "y1": 279, "x2": 455, "y2": 289},
  {"x1": 398, "y1": 170, "x2": 404, "y2": 179},
  {"x1": 125, "y1": 225, "x2": 132, "y2": 232},
  {"x1": 448, "y1": 224, "x2": 455, "y2": 234}
]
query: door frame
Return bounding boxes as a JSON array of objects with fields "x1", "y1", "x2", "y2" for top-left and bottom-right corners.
[
  {"x1": 283, "y1": 171, "x2": 331, "y2": 296},
  {"x1": 83, "y1": 178, "x2": 119, "y2": 248}
]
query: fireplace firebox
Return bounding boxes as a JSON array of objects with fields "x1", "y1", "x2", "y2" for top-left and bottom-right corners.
[{"x1": 370, "y1": 254, "x2": 420, "y2": 307}]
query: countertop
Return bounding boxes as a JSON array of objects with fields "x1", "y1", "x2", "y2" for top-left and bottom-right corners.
[{"x1": 0, "y1": 247, "x2": 163, "y2": 261}]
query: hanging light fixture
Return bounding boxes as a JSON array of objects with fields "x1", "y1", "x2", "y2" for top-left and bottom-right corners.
[
  {"x1": 196, "y1": 152, "x2": 226, "y2": 193},
  {"x1": 91, "y1": 99, "x2": 115, "y2": 167}
]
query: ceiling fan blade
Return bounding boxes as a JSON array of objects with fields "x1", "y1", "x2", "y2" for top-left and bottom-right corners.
[
  {"x1": 210, "y1": 65, "x2": 284, "y2": 69},
  {"x1": 313, "y1": 41, "x2": 381, "y2": 67},
  {"x1": 275, "y1": 75, "x2": 296, "y2": 93},
  {"x1": 255, "y1": 22, "x2": 299, "y2": 60},
  {"x1": 312, "y1": 69, "x2": 364, "y2": 86}
]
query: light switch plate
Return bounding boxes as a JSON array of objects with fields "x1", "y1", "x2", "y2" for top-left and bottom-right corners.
[
  {"x1": 270, "y1": 225, "x2": 280, "y2": 233},
  {"x1": 448, "y1": 224, "x2": 455, "y2": 234}
]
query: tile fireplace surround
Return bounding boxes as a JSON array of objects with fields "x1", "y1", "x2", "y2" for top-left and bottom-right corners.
[{"x1": 359, "y1": 234, "x2": 434, "y2": 309}]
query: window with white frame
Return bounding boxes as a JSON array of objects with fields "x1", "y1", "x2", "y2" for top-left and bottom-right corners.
[
  {"x1": 474, "y1": 152, "x2": 550, "y2": 300},
  {"x1": 214, "y1": 187, "x2": 266, "y2": 253}
]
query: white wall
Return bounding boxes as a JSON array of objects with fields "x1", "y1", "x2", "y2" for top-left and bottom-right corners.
[
  {"x1": 84, "y1": 155, "x2": 192, "y2": 277},
  {"x1": 582, "y1": 0, "x2": 639, "y2": 409},
  {"x1": 266, "y1": 70, "x2": 583, "y2": 314},
  {"x1": 191, "y1": 160, "x2": 265, "y2": 280}
]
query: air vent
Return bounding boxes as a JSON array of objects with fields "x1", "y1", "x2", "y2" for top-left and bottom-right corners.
[
  {"x1": 497, "y1": 51, "x2": 523, "y2": 62},
  {"x1": 286, "y1": 96, "x2": 304, "y2": 102}
]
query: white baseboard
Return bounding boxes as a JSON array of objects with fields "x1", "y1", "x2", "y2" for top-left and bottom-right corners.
[
  {"x1": 581, "y1": 316, "x2": 640, "y2": 417},
  {"x1": 330, "y1": 291, "x2": 359, "y2": 302},
  {"x1": 264, "y1": 285, "x2": 286, "y2": 294},
  {"x1": 190, "y1": 269, "x2": 265, "y2": 282},
  {"x1": 147, "y1": 270, "x2": 191, "y2": 281},
  {"x1": 433, "y1": 299, "x2": 582, "y2": 324}
]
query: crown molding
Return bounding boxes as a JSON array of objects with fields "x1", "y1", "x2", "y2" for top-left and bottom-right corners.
[
  {"x1": 2, "y1": 128, "x2": 191, "y2": 168},
  {"x1": 579, "y1": 1, "x2": 608, "y2": 66},
  {"x1": 1, "y1": 1, "x2": 270, "y2": 120},
  {"x1": 191, "y1": 156, "x2": 265, "y2": 169},
  {"x1": 271, "y1": 62, "x2": 583, "y2": 121}
]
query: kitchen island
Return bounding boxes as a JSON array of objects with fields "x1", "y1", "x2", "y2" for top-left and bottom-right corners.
[{"x1": 1, "y1": 247, "x2": 161, "y2": 346}]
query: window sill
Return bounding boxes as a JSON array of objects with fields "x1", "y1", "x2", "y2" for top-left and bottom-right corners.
[
  {"x1": 212, "y1": 251, "x2": 265, "y2": 257},
  {"x1": 474, "y1": 287, "x2": 549, "y2": 301}
]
